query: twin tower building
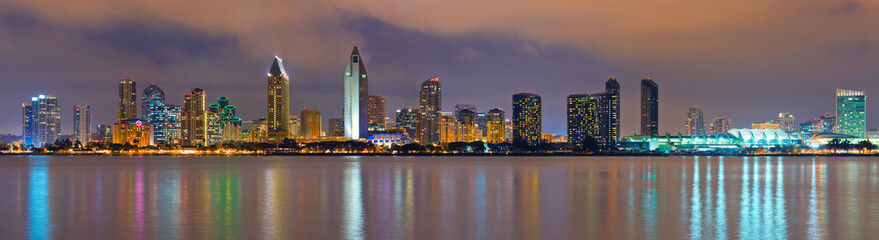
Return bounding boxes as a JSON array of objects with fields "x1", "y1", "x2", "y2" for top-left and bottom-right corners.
[{"x1": 266, "y1": 46, "x2": 369, "y2": 142}]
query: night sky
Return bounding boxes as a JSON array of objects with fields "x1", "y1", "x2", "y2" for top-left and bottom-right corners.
[{"x1": 1, "y1": 0, "x2": 878, "y2": 136}]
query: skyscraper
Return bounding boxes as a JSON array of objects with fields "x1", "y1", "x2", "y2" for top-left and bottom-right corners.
[
  {"x1": 512, "y1": 92, "x2": 541, "y2": 145},
  {"x1": 417, "y1": 77, "x2": 442, "y2": 144},
  {"x1": 300, "y1": 109, "x2": 321, "y2": 139},
  {"x1": 777, "y1": 112, "x2": 796, "y2": 133},
  {"x1": 205, "y1": 104, "x2": 223, "y2": 145},
  {"x1": 368, "y1": 95, "x2": 385, "y2": 131},
  {"x1": 685, "y1": 106, "x2": 704, "y2": 136},
  {"x1": 344, "y1": 46, "x2": 369, "y2": 139},
  {"x1": 566, "y1": 77, "x2": 621, "y2": 151},
  {"x1": 148, "y1": 103, "x2": 181, "y2": 144},
  {"x1": 709, "y1": 117, "x2": 731, "y2": 135},
  {"x1": 22, "y1": 94, "x2": 60, "y2": 147},
  {"x1": 439, "y1": 112, "x2": 456, "y2": 143},
  {"x1": 141, "y1": 83, "x2": 165, "y2": 123},
  {"x1": 486, "y1": 108, "x2": 505, "y2": 144},
  {"x1": 183, "y1": 88, "x2": 206, "y2": 146},
  {"x1": 640, "y1": 78, "x2": 659, "y2": 136},
  {"x1": 836, "y1": 88, "x2": 866, "y2": 137},
  {"x1": 73, "y1": 105, "x2": 90, "y2": 143},
  {"x1": 328, "y1": 118, "x2": 345, "y2": 137},
  {"x1": 396, "y1": 108, "x2": 418, "y2": 138},
  {"x1": 456, "y1": 109, "x2": 476, "y2": 142},
  {"x1": 118, "y1": 78, "x2": 137, "y2": 124},
  {"x1": 267, "y1": 56, "x2": 291, "y2": 142}
]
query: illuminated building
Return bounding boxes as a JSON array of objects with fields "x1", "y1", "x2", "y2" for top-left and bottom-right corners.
[
  {"x1": 505, "y1": 118, "x2": 513, "y2": 142},
  {"x1": 222, "y1": 118, "x2": 242, "y2": 142},
  {"x1": 95, "y1": 124, "x2": 113, "y2": 142},
  {"x1": 289, "y1": 115, "x2": 300, "y2": 138},
  {"x1": 148, "y1": 103, "x2": 182, "y2": 144},
  {"x1": 366, "y1": 129, "x2": 407, "y2": 146},
  {"x1": 456, "y1": 109, "x2": 476, "y2": 142},
  {"x1": 300, "y1": 109, "x2": 321, "y2": 139},
  {"x1": 395, "y1": 108, "x2": 418, "y2": 138},
  {"x1": 475, "y1": 112, "x2": 487, "y2": 138},
  {"x1": 73, "y1": 105, "x2": 90, "y2": 143},
  {"x1": 141, "y1": 83, "x2": 164, "y2": 122},
  {"x1": 513, "y1": 92, "x2": 541, "y2": 145},
  {"x1": 245, "y1": 118, "x2": 267, "y2": 142},
  {"x1": 685, "y1": 106, "x2": 704, "y2": 136},
  {"x1": 212, "y1": 97, "x2": 242, "y2": 142},
  {"x1": 205, "y1": 109, "x2": 222, "y2": 145},
  {"x1": 800, "y1": 112, "x2": 835, "y2": 134},
  {"x1": 487, "y1": 108, "x2": 505, "y2": 143},
  {"x1": 640, "y1": 77, "x2": 658, "y2": 136},
  {"x1": 439, "y1": 112, "x2": 456, "y2": 143},
  {"x1": 777, "y1": 112, "x2": 796, "y2": 133},
  {"x1": 267, "y1": 56, "x2": 291, "y2": 142},
  {"x1": 836, "y1": 88, "x2": 866, "y2": 137},
  {"x1": 368, "y1": 95, "x2": 385, "y2": 131},
  {"x1": 417, "y1": 77, "x2": 442, "y2": 144},
  {"x1": 118, "y1": 78, "x2": 137, "y2": 124},
  {"x1": 709, "y1": 117, "x2": 731, "y2": 135},
  {"x1": 344, "y1": 46, "x2": 369, "y2": 139},
  {"x1": 751, "y1": 121, "x2": 780, "y2": 130},
  {"x1": 567, "y1": 77, "x2": 621, "y2": 150},
  {"x1": 621, "y1": 128, "x2": 800, "y2": 152},
  {"x1": 183, "y1": 88, "x2": 206, "y2": 146},
  {"x1": 22, "y1": 94, "x2": 60, "y2": 147},
  {"x1": 112, "y1": 119, "x2": 153, "y2": 147},
  {"x1": 454, "y1": 104, "x2": 476, "y2": 117},
  {"x1": 328, "y1": 118, "x2": 344, "y2": 136}
]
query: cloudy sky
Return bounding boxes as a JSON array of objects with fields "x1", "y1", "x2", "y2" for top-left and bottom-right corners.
[{"x1": 1, "y1": 0, "x2": 878, "y2": 136}]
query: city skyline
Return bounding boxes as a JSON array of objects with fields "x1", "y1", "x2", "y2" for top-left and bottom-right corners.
[{"x1": 2, "y1": 0, "x2": 879, "y2": 136}]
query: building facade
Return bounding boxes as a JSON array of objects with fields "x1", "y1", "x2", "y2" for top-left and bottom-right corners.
[
  {"x1": 183, "y1": 88, "x2": 206, "y2": 146},
  {"x1": 344, "y1": 46, "x2": 369, "y2": 139},
  {"x1": 640, "y1": 78, "x2": 659, "y2": 136},
  {"x1": 439, "y1": 112, "x2": 456, "y2": 143},
  {"x1": 22, "y1": 94, "x2": 61, "y2": 147},
  {"x1": 455, "y1": 109, "x2": 476, "y2": 142},
  {"x1": 709, "y1": 117, "x2": 731, "y2": 135},
  {"x1": 367, "y1": 95, "x2": 385, "y2": 132},
  {"x1": 300, "y1": 109, "x2": 321, "y2": 139},
  {"x1": 328, "y1": 118, "x2": 345, "y2": 137},
  {"x1": 396, "y1": 108, "x2": 418, "y2": 138},
  {"x1": 836, "y1": 88, "x2": 866, "y2": 137},
  {"x1": 118, "y1": 78, "x2": 137, "y2": 124},
  {"x1": 147, "y1": 103, "x2": 181, "y2": 144},
  {"x1": 267, "y1": 56, "x2": 291, "y2": 142},
  {"x1": 417, "y1": 77, "x2": 442, "y2": 144},
  {"x1": 512, "y1": 92, "x2": 541, "y2": 145},
  {"x1": 74, "y1": 105, "x2": 90, "y2": 143},
  {"x1": 141, "y1": 83, "x2": 165, "y2": 123},
  {"x1": 486, "y1": 108, "x2": 505, "y2": 144},
  {"x1": 685, "y1": 106, "x2": 704, "y2": 136},
  {"x1": 112, "y1": 119, "x2": 153, "y2": 147},
  {"x1": 777, "y1": 112, "x2": 796, "y2": 133}
]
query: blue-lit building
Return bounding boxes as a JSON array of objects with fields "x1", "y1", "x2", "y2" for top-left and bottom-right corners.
[
  {"x1": 146, "y1": 102, "x2": 181, "y2": 144},
  {"x1": 620, "y1": 128, "x2": 801, "y2": 152},
  {"x1": 22, "y1": 94, "x2": 61, "y2": 147}
]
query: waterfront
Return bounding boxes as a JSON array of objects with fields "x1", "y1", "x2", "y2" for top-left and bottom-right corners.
[{"x1": 0, "y1": 156, "x2": 877, "y2": 239}]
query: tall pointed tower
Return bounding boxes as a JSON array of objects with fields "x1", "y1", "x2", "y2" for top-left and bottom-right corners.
[
  {"x1": 267, "y1": 56, "x2": 291, "y2": 142},
  {"x1": 344, "y1": 46, "x2": 369, "y2": 139}
]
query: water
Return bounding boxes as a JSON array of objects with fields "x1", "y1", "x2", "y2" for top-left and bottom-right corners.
[{"x1": 0, "y1": 156, "x2": 877, "y2": 239}]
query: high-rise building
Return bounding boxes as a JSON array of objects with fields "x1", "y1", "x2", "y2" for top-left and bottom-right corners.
[
  {"x1": 267, "y1": 56, "x2": 291, "y2": 142},
  {"x1": 344, "y1": 46, "x2": 369, "y2": 140},
  {"x1": 836, "y1": 88, "x2": 866, "y2": 137},
  {"x1": 113, "y1": 119, "x2": 153, "y2": 147},
  {"x1": 396, "y1": 108, "x2": 418, "y2": 138},
  {"x1": 22, "y1": 94, "x2": 61, "y2": 147},
  {"x1": 147, "y1": 103, "x2": 181, "y2": 144},
  {"x1": 289, "y1": 115, "x2": 300, "y2": 138},
  {"x1": 141, "y1": 83, "x2": 165, "y2": 123},
  {"x1": 454, "y1": 104, "x2": 477, "y2": 117},
  {"x1": 439, "y1": 112, "x2": 456, "y2": 143},
  {"x1": 211, "y1": 97, "x2": 242, "y2": 142},
  {"x1": 300, "y1": 109, "x2": 321, "y2": 139},
  {"x1": 183, "y1": 88, "x2": 206, "y2": 146},
  {"x1": 777, "y1": 112, "x2": 796, "y2": 133},
  {"x1": 205, "y1": 106, "x2": 223, "y2": 145},
  {"x1": 368, "y1": 95, "x2": 385, "y2": 132},
  {"x1": 118, "y1": 78, "x2": 137, "y2": 124},
  {"x1": 486, "y1": 108, "x2": 505, "y2": 144},
  {"x1": 417, "y1": 77, "x2": 442, "y2": 144},
  {"x1": 709, "y1": 117, "x2": 732, "y2": 135},
  {"x1": 685, "y1": 106, "x2": 704, "y2": 136},
  {"x1": 640, "y1": 77, "x2": 659, "y2": 136},
  {"x1": 73, "y1": 105, "x2": 90, "y2": 143},
  {"x1": 456, "y1": 109, "x2": 476, "y2": 142},
  {"x1": 566, "y1": 78, "x2": 621, "y2": 150},
  {"x1": 512, "y1": 92, "x2": 541, "y2": 145},
  {"x1": 800, "y1": 112, "x2": 835, "y2": 134},
  {"x1": 328, "y1": 118, "x2": 345, "y2": 137},
  {"x1": 475, "y1": 112, "x2": 487, "y2": 138}
]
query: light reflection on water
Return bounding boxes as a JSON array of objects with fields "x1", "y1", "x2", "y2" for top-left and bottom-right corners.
[{"x1": 0, "y1": 156, "x2": 878, "y2": 239}]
